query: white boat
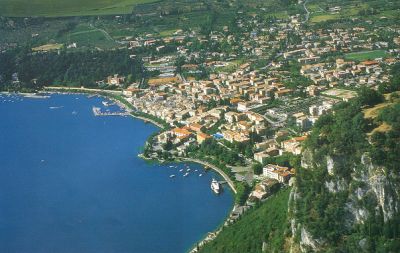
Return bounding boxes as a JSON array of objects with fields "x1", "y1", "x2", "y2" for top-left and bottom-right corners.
[
  {"x1": 179, "y1": 169, "x2": 183, "y2": 172},
  {"x1": 169, "y1": 175, "x2": 175, "y2": 178},
  {"x1": 195, "y1": 169, "x2": 198, "y2": 172},
  {"x1": 183, "y1": 173, "x2": 189, "y2": 177},
  {"x1": 186, "y1": 169, "x2": 191, "y2": 172},
  {"x1": 199, "y1": 174, "x2": 203, "y2": 177},
  {"x1": 169, "y1": 165, "x2": 174, "y2": 168},
  {"x1": 211, "y1": 178, "x2": 220, "y2": 194}
]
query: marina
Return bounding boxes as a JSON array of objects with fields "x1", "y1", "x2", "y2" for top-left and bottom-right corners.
[{"x1": 92, "y1": 106, "x2": 130, "y2": 117}]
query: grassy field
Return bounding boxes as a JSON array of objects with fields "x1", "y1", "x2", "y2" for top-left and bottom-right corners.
[
  {"x1": 32, "y1": 43, "x2": 63, "y2": 51},
  {"x1": 345, "y1": 50, "x2": 388, "y2": 61},
  {"x1": 0, "y1": 0, "x2": 161, "y2": 17}
]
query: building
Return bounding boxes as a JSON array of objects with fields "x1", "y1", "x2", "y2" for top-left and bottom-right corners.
[
  {"x1": 197, "y1": 132, "x2": 211, "y2": 144},
  {"x1": 281, "y1": 136, "x2": 307, "y2": 155},
  {"x1": 250, "y1": 179, "x2": 280, "y2": 200},
  {"x1": 107, "y1": 74, "x2": 125, "y2": 86},
  {"x1": 263, "y1": 164, "x2": 295, "y2": 183}
]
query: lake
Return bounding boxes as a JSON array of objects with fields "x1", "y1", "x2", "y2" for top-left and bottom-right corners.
[{"x1": 0, "y1": 93, "x2": 233, "y2": 253}]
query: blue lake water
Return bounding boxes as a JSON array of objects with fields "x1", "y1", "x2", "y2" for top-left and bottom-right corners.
[{"x1": 0, "y1": 93, "x2": 233, "y2": 253}]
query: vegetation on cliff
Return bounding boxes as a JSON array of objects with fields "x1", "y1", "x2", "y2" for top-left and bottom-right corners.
[
  {"x1": 294, "y1": 79, "x2": 400, "y2": 252},
  {"x1": 198, "y1": 188, "x2": 291, "y2": 253}
]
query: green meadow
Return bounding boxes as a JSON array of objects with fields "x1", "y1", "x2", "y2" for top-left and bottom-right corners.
[{"x1": 0, "y1": 0, "x2": 160, "y2": 17}]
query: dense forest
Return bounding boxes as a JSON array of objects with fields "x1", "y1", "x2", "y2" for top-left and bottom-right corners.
[{"x1": 0, "y1": 48, "x2": 144, "y2": 91}]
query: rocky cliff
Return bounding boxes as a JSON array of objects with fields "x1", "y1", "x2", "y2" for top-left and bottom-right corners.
[{"x1": 288, "y1": 98, "x2": 400, "y2": 252}]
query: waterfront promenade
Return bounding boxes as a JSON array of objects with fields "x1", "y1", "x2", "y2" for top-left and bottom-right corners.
[
  {"x1": 180, "y1": 158, "x2": 237, "y2": 194},
  {"x1": 43, "y1": 86, "x2": 166, "y2": 129}
]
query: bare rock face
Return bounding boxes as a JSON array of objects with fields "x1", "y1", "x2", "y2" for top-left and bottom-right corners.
[
  {"x1": 291, "y1": 150, "x2": 400, "y2": 252},
  {"x1": 300, "y1": 226, "x2": 319, "y2": 251},
  {"x1": 357, "y1": 154, "x2": 399, "y2": 222}
]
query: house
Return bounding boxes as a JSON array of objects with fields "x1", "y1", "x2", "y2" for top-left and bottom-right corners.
[
  {"x1": 225, "y1": 111, "x2": 239, "y2": 123},
  {"x1": 171, "y1": 127, "x2": 192, "y2": 139},
  {"x1": 250, "y1": 179, "x2": 280, "y2": 200},
  {"x1": 254, "y1": 151, "x2": 270, "y2": 164},
  {"x1": 281, "y1": 136, "x2": 307, "y2": 155},
  {"x1": 197, "y1": 132, "x2": 211, "y2": 144},
  {"x1": 274, "y1": 89, "x2": 293, "y2": 98},
  {"x1": 107, "y1": 74, "x2": 125, "y2": 86},
  {"x1": 123, "y1": 87, "x2": 140, "y2": 97},
  {"x1": 253, "y1": 147, "x2": 279, "y2": 164},
  {"x1": 189, "y1": 123, "x2": 204, "y2": 133}
]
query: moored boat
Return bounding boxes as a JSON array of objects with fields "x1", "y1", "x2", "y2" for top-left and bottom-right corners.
[{"x1": 211, "y1": 178, "x2": 220, "y2": 194}]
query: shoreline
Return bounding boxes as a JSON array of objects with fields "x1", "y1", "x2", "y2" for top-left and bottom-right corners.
[
  {"x1": 7, "y1": 88, "x2": 238, "y2": 192},
  {"x1": 43, "y1": 87, "x2": 167, "y2": 129},
  {"x1": 25, "y1": 88, "x2": 238, "y2": 252}
]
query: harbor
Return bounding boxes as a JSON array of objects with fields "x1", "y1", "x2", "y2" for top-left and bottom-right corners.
[{"x1": 92, "y1": 106, "x2": 130, "y2": 117}]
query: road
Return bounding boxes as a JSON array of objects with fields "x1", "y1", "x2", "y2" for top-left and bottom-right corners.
[
  {"x1": 303, "y1": 0, "x2": 310, "y2": 23},
  {"x1": 181, "y1": 158, "x2": 237, "y2": 194}
]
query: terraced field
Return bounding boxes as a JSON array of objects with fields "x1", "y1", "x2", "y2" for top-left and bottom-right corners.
[{"x1": 0, "y1": 0, "x2": 161, "y2": 17}]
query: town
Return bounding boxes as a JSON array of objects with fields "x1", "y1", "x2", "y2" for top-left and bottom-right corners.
[{"x1": 1, "y1": 0, "x2": 399, "y2": 251}]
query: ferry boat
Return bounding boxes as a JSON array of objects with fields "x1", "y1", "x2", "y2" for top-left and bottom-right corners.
[{"x1": 211, "y1": 179, "x2": 220, "y2": 194}]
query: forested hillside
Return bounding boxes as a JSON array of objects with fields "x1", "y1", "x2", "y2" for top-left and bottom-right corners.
[
  {"x1": 290, "y1": 71, "x2": 400, "y2": 252},
  {"x1": 198, "y1": 188, "x2": 291, "y2": 253}
]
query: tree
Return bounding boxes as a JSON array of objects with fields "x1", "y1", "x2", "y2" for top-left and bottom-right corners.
[
  {"x1": 252, "y1": 162, "x2": 263, "y2": 175},
  {"x1": 357, "y1": 87, "x2": 384, "y2": 107}
]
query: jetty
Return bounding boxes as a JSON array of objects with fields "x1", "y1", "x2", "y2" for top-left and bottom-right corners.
[
  {"x1": 92, "y1": 106, "x2": 129, "y2": 116},
  {"x1": 180, "y1": 158, "x2": 237, "y2": 194}
]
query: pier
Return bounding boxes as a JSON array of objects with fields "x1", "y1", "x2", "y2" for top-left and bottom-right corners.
[{"x1": 92, "y1": 107, "x2": 130, "y2": 116}]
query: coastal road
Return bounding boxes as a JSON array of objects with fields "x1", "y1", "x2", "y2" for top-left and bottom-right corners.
[
  {"x1": 303, "y1": 0, "x2": 310, "y2": 23},
  {"x1": 181, "y1": 158, "x2": 237, "y2": 194},
  {"x1": 44, "y1": 86, "x2": 123, "y2": 95}
]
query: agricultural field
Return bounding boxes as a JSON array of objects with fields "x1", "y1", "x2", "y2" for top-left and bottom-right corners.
[
  {"x1": 307, "y1": 0, "x2": 400, "y2": 23},
  {"x1": 0, "y1": 0, "x2": 160, "y2": 17},
  {"x1": 345, "y1": 50, "x2": 388, "y2": 61},
  {"x1": 32, "y1": 43, "x2": 63, "y2": 51}
]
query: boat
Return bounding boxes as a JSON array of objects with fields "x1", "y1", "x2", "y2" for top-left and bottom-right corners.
[
  {"x1": 195, "y1": 169, "x2": 198, "y2": 172},
  {"x1": 211, "y1": 178, "x2": 220, "y2": 194},
  {"x1": 183, "y1": 172, "x2": 189, "y2": 177},
  {"x1": 169, "y1": 165, "x2": 174, "y2": 168},
  {"x1": 186, "y1": 168, "x2": 191, "y2": 172},
  {"x1": 179, "y1": 169, "x2": 183, "y2": 172},
  {"x1": 199, "y1": 174, "x2": 203, "y2": 177},
  {"x1": 169, "y1": 175, "x2": 175, "y2": 178}
]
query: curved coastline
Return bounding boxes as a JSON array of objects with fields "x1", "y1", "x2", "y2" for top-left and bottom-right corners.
[
  {"x1": 32, "y1": 87, "x2": 237, "y2": 252},
  {"x1": 41, "y1": 87, "x2": 237, "y2": 194}
]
